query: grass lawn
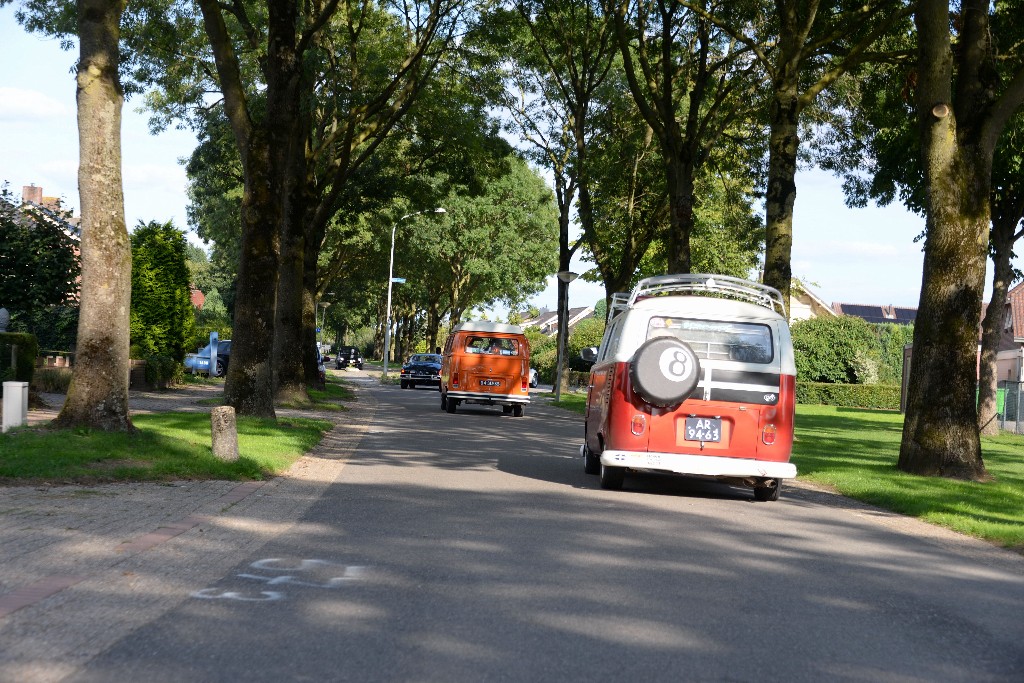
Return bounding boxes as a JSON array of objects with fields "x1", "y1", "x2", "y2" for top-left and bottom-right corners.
[
  {"x1": 548, "y1": 391, "x2": 1024, "y2": 551},
  {"x1": 795, "y1": 405, "x2": 1024, "y2": 550},
  {"x1": 0, "y1": 413, "x2": 332, "y2": 484},
  {"x1": 0, "y1": 376, "x2": 356, "y2": 484}
]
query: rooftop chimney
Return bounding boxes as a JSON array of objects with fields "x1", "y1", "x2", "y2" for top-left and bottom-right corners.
[{"x1": 22, "y1": 185, "x2": 43, "y2": 205}]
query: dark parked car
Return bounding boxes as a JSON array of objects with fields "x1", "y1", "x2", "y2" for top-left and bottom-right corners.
[
  {"x1": 335, "y1": 346, "x2": 364, "y2": 370},
  {"x1": 400, "y1": 353, "x2": 442, "y2": 389}
]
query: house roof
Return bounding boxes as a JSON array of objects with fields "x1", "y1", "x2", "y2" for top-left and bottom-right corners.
[
  {"x1": 791, "y1": 279, "x2": 836, "y2": 316},
  {"x1": 1009, "y1": 281, "x2": 1024, "y2": 341},
  {"x1": 832, "y1": 302, "x2": 917, "y2": 325},
  {"x1": 15, "y1": 185, "x2": 81, "y2": 241},
  {"x1": 521, "y1": 306, "x2": 594, "y2": 335}
]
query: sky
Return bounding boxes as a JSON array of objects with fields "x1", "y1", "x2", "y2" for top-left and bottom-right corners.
[{"x1": 2, "y1": 8, "x2": 1012, "y2": 317}]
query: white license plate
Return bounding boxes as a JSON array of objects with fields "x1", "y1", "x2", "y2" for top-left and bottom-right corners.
[{"x1": 685, "y1": 417, "x2": 721, "y2": 442}]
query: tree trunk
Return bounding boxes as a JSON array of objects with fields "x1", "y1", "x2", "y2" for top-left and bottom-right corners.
[
  {"x1": 273, "y1": 165, "x2": 309, "y2": 403},
  {"x1": 55, "y1": 0, "x2": 133, "y2": 432},
  {"x1": 223, "y1": 140, "x2": 279, "y2": 418},
  {"x1": 425, "y1": 303, "x2": 440, "y2": 352},
  {"x1": 553, "y1": 173, "x2": 575, "y2": 400},
  {"x1": 664, "y1": 153, "x2": 694, "y2": 274},
  {"x1": 977, "y1": 214, "x2": 1019, "y2": 435},
  {"x1": 272, "y1": 22, "x2": 309, "y2": 404},
  {"x1": 900, "y1": 0, "x2": 993, "y2": 480},
  {"x1": 763, "y1": 88, "x2": 801, "y2": 314},
  {"x1": 274, "y1": 224, "x2": 306, "y2": 401},
  {"x1": 301, "y1": 224, "x2": 320, "y2": 390},
  {"x1": 899, "y1": 146, "x2": 990, "y2": 479},
  {"x1": 197, "y1": 0, "x2": 279, "y2": 418}
]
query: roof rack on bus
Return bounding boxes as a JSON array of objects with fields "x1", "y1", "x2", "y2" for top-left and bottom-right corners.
[
  {"x1": 610, "y1": 292, "x2": 631, "y2": 314},
  {"x1": 624, "y1": 274, "x2": 787, "y2": 317}
]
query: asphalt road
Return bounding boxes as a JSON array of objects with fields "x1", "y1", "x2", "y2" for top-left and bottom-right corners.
[{"x1": 70, "y1": 380, "x2": 1024, "y2": 682}]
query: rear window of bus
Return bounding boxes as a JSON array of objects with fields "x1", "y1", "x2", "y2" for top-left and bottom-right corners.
[
  {"x1": 465, "y1": 336, "x2": 520, "y2": 356},
  {"x1": 647, "y1": 317, "x2": 774, "y2": 364}
]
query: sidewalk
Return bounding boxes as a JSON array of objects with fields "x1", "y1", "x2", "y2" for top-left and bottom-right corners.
[{"x1": 0, "y1": 373, "x2": 377, "y2": 683}]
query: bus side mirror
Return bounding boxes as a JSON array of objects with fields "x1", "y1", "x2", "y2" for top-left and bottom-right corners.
[{"x1": 580, "y1": 347, "x2": 598, "y2": 365}]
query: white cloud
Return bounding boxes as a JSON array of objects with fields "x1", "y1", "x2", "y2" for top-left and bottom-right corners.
[
  {"x1": 123, "y1": 162, "x2": 187, "y2": 190},
  {"x1": 0, "y1": 86, "x2": 71, "y2": 122}
]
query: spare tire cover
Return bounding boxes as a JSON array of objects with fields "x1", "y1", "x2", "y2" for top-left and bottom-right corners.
[{"x1": 629, "y1": 337, "x2": 701, "y2": 407}]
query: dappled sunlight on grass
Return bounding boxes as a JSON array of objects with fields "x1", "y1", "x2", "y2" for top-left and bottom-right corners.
[
  {"x1": 0, "y1": 413, "x2": 332, "y2": 484},
  {"x1": 544, "y1": 392, "x2": 1024, "y2": 549},
  {"x1": 794, "y1": 405, "x2": 1024, "y2": 549}
]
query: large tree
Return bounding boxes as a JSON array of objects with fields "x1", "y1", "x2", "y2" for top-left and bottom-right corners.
[
  {"x1": 494, "y1": 0, "x2": 617, "y2": 392},
  {"x1": 977, "y1": 79, "x2": 1024, "y2": 436},
  {"x1": 901, "y1": 0, "x2": 1024, "y2": 479},
  {"x1": 396, "y1": 156, "x2": 559, "y2": 336},
  {"x1": 814, "y1": 6, "x2": 1024, "y2": 443},
  {"x1": 675, "y1": 0, "x2": 911, "y2": 310},
  {"x1": 287, "y1": 0, "x2": 461, "y2": 396},
  {"x1": 754, "y1": 1, "x2": 909, "y2": 311},
  {"x1": 53, "y1": 0, "x2": 134, "y2": 432},
  {"x1": 611, "y1": 0, "x2": 761, "y2": 274}
]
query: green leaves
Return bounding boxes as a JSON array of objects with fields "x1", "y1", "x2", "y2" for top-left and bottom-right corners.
[
  {"x1": 790, "y1": 315, "x2": 910, "y2": 385},
  {"x1": 0, "y1": 186, "x2": 81, "y2": 319},
  {"x1": 130, "y1": 220, "x2": 194, "y2": 361}
]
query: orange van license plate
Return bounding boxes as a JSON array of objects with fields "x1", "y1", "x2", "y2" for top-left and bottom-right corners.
[
  {"x1": 685, "y1": 417, "x2": 721, "y2": 442},
  {"x1": 480, "y1": 380, "x2": 502, "y2": 387}
]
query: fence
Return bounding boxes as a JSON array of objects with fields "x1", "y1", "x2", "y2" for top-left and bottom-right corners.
[{"x1": 1001, "y1": 381, "x2": 1023, "y2": 435}]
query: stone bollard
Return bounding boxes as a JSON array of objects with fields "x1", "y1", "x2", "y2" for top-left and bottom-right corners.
[
  {"x1": 2, "y1": 381, "x2": 29, "y2": 433},
  {"x1": 210, "y1": 406, "x2": 239, "y2": 462}
]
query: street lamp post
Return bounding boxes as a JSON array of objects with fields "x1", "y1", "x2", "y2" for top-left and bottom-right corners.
[
  {"x1": 316, "y1": 302, "x2": 330, "y2": 347},
  {"x1": 383, "y1": 208, "x2": 446, "y2": 377},
  {"x1": 554, "y1": 270, "x2": 579, "y2": 402}
]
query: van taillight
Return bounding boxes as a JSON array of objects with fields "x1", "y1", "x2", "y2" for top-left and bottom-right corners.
[
  {"x1": 631, "y1": 414, "x2": 646, "y2": 436},
  {"x1": 452, "y1": 372, "x2": 459, "y2": 388},
  {"x1": 762, "y1": 424, "x2": 777, "y2": 445},
  {"x1": 521, "y1": 377, "x2": 528, "y2": 391}
]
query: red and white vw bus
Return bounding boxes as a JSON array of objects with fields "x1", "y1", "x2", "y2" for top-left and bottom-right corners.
[{"x1": 581, "y1": 275, "x2": 797, "y2": 501}]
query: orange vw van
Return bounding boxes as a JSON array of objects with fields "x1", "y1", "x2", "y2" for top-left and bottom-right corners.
[{"x1": 440, "y1": 322, "x2": 531, "y2": 416}]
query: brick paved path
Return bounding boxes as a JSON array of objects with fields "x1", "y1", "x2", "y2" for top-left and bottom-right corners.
[{"x1": 0, "y1": 372, "x2": 377, "y2": 683}]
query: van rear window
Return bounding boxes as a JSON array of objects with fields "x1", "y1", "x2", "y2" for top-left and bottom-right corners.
[
  {"x1": 465, "y1": 336, "x2": 520, "y2": 356},
  {"x1": 647, "y1": 317, "x2": 773, "y2": 364}
]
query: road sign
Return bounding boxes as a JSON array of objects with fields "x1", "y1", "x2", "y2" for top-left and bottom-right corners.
[{"x1": 391, "y1": 277, "x2": 406, "y2": 283}]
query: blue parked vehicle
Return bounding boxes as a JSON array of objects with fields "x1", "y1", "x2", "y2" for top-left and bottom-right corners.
[{"x1": 184, "y1": 339, "x2": 231, "y2": 376}]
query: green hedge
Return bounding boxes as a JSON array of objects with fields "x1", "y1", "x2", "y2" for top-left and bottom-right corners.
[
  {"x1": 144, "y1": 354, "x2": 183, "y2": 387},
  {"x1": 796, "y1": 381, "x2": 901, "y2": 410},
  {"x1": 31, "y1": 367, "x2": 72, "y2": 394},
  {"x1": 0, "y1": 332, "x2": 39, "y2": 396}
]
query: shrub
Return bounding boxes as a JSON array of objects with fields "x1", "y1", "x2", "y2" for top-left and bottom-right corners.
[
  {"x1": 532, "y1": 345, "x2": 558, "y2": 383},
  {"x1": 31, "y1": 367, "x2": 73, "y2": 394},
  {"x1": 796, "y1": 381, "x2": 901, "y2": 410},
  {"x1": 873, "y1": 323, "x2": 914, "y2": 385},
  {"x1": 130, "y1": 221, "x2": 195, "y2": 361},
  {"x1": 143, "y1": 354, "x2": 181, "y2": 387},
  {"x1": 791, "y1": 315, "x2": 880, "y2": 383},
  {"x1": 0, "y1": 332, "x2": 38, "y2": 396},
  {"x1": 568, "y1": 317, "x2": 605, "y2": 371}
]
